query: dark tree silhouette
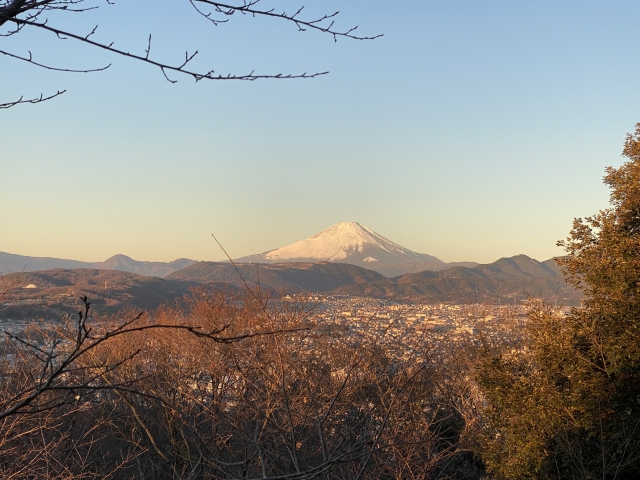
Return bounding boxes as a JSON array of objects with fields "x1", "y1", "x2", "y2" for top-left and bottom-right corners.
[{"x1": 0, "y1": 0, "x2": 380, "y2": 108}]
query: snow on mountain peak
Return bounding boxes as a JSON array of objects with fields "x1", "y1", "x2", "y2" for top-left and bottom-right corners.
[
  {"x1": 233, "y1": 221, "x2": 446, "y2": 276},
  {"x1": 263, "y1": 221, "x2": 417, "y2": 262}
]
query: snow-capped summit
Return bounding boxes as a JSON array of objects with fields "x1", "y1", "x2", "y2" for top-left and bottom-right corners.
[
  {"x1": 234, "y1": 222, "x2": 450, "y2": 277},
  {"x1": 262, "y1": 222, "x2": 431, "y2": 262}
]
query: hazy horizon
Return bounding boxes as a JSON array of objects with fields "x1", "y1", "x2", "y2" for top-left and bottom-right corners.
[{"x1": 2, "y1": 219, "x2": 563, "y2": 265}]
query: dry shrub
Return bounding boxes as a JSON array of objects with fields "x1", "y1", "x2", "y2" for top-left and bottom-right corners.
[{"x1": 0, "y1": 288, "x2": 483, "y2": 479}]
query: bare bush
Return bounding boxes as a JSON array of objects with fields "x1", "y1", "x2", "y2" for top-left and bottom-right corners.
[{"x1": 0, "y1": 288, "x2": 483, "y2": 479}]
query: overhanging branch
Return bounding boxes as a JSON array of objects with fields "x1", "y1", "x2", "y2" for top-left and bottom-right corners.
[
  {"x1": 192, "y1": 0, "x2": 383, "y2": 41},
  {"x1": 10, "y1": 16, "x2": 330, "y2": 81},
  {"x1": 0, "y1": 89, "x2": 64, "y2": 108}
]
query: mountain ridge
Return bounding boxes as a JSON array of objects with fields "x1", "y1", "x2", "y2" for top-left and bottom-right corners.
[
  {"x1": 235, "y1": 221, "x2": 476, "y2": 276},
  {"x1": 168, "y1": 254, "x2": 578, "y2": 304},
  {"x1": 0, "y1": 252, "x2": 196, "y2": 278},
  {"x1": 166, "y1": 261, "x2": 387, "y2": 293},
  {"x1": 0, "y1": 268, "x2": 196, "y2": 319},
  {"x1": 1, "y1": 254, "x2": 578, "y2": 319}
]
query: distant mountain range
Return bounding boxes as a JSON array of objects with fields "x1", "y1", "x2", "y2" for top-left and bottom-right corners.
[
  {"x1": 0, "y1": 254, "x2": 579, "y2": 320},
  {"x1": 0, "y1": 222, "x2": 579, "y2": 319},
  {"x1": 0, "y1": 252, "x2": 196, "y2": 277},
  {"x1": 168, "y1": 254, "x2": 579, "y2": 305},
  {"x1": 0, "y1": 221, "x2": 497, "y2": 279},
  {"x1": 235, "y1": 221, "x2": 477, "y2": 277},
  {"x1": 334, "y1": 254, "x2": 577, "y2": 304}
]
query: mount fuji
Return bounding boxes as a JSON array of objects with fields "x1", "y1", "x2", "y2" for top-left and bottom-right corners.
[{"x1": 234, "y1": 222, "x2": 476, "y2": 277}]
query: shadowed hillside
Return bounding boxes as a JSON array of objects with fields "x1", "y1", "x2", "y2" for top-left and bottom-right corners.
[
  {"x1": 168, "y1": 255, "x2": 581, "y2": 305},
  {"x1": 1, "y1": 256, "x2": 581, "y2": 319},
  {"x1": 336, "y1": 275, "x2": 579, "y2": 305},
  {"x1": 0, "y1": 269, "x2": 197, "y2": 319},
  {"x1": 335, "y1": 255, "x2": 579, "y2": 304},
  {"x1": 165, "y1": 261, "x2": 388, "y2": 293}
]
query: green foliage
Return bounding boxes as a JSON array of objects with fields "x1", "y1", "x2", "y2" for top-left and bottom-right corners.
[{"x1": 477, "y1": 124, "x2": 640, "y2": 479}]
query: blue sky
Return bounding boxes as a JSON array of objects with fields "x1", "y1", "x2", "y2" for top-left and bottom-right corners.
[{"x1": 2, "y1": 0, "x2": 639, "y2": 263}]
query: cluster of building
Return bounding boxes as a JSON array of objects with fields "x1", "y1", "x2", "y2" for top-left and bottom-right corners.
[
  {"x1": 2, "y1": 294, "x2": 573, "y2": 361},
  {"x1": 286, "y1": 295, "x2": 572, "y2": 358}
]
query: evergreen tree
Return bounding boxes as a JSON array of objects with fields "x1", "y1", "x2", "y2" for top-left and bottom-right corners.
[{"x1": 477, "y1": 124, "x2": 640, "y2": 479}]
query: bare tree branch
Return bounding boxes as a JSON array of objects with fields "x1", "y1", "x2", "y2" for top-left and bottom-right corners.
[
  {"x1": 1, "y1": 0, "x2": 380, "y2": 106},
  {"x1": 0, "y1": 89, "x2": 64, "y2": 108},
  {"x1": 11, "y1": 16, "x2": 329, "y2": 81},
  {"x1": 191, "y1": 0, "x2": 383, "y2": 41},
  {"x1": 1, "y1": 47, "x2": 109, "y2": 71}
]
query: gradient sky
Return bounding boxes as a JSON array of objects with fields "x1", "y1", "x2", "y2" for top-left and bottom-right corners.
[{"x1": 2, "y1": 0, "x2": 639, "y2": 264}]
